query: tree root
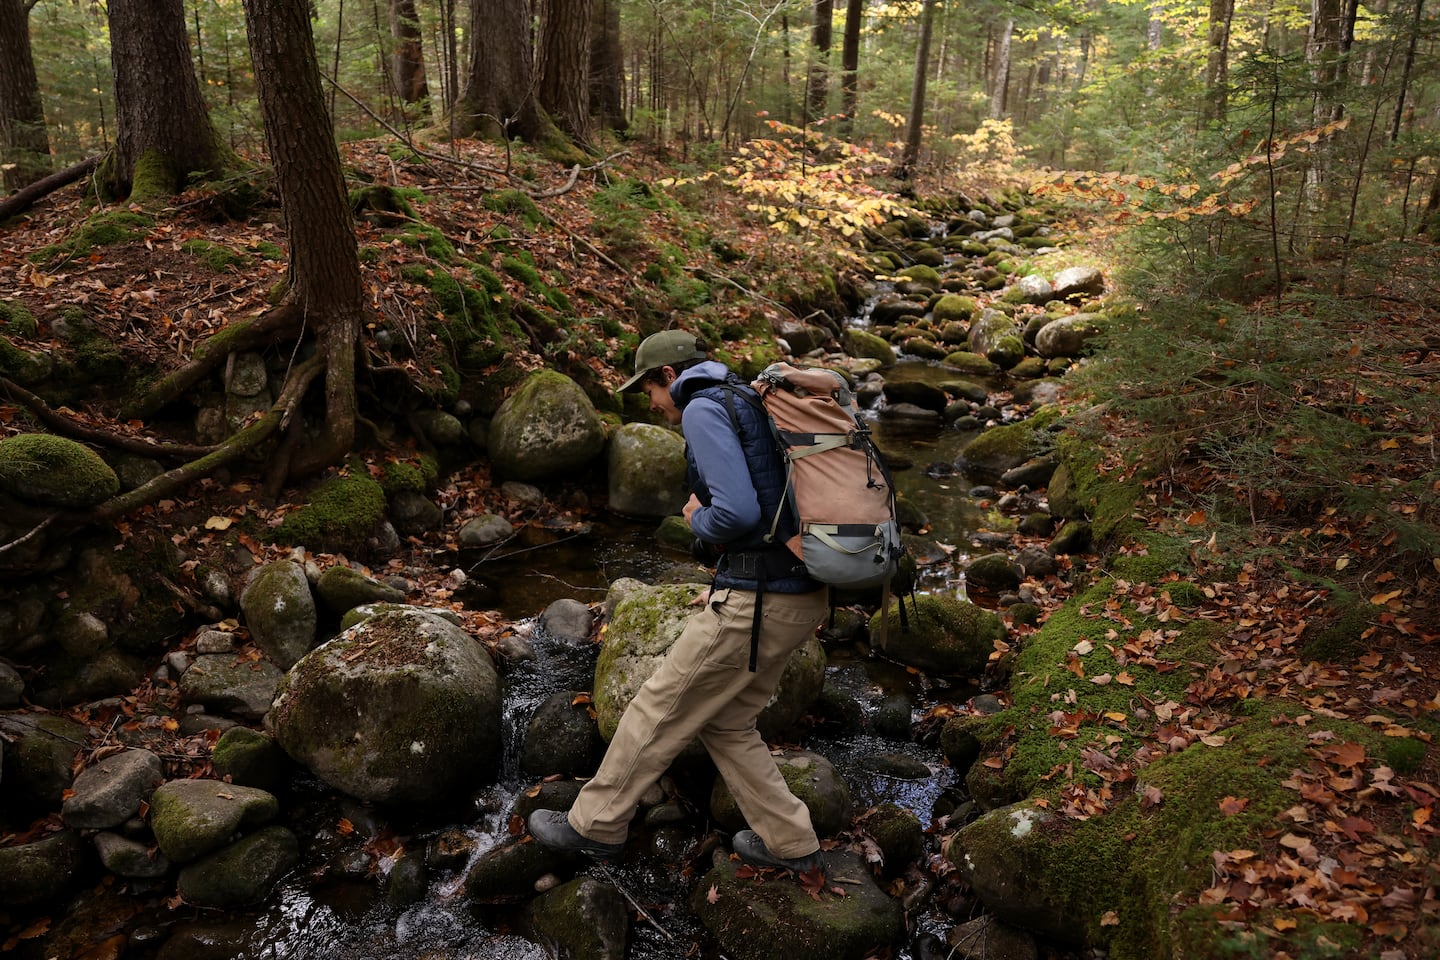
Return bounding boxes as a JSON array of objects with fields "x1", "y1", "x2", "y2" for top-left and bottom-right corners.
[
  {"x1": 121, "y1": 302, "x2": 304, "y2": 422},
  {"x1": 0, "y1": 376, "x2": 217, "y2": 460}
]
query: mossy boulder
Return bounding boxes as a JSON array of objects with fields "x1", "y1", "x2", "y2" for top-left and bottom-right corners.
[
  {"x1": 869, "y1": 594, "x2": 1007, "y2": 676},
  {"x1": 266, "y1": 606, "x2": 502, "y2": 805},
  {"x1": 932, "y1": 294, "x2": 977, "y2": 324},
  {"x1": 0, "y1": 433, "x2": 119, "y2": 507},
  {"x1": 1035, "y1": 313, "x2": 1104, "y2": 358},
  {"x1": 0, "y1": 713, "x2": 88, "y2": 811},
  {"x1": 864, "y1": 802, "x2": 924, "y2": 874},
  {"x1": 489, "y1": 370, "x2": 606, "y2": 481},
  {"x1": 314, "y1": 564, "x2": 406, "y2": 616},
  {"x1": 710, "y1": 748, "x2": 852, "y2": 837},
  {"x1": 149, "y1": 779, "x2": 280, "y2": 863},
  {"x1": 463, "y1": 834, "x2": 568, "y2": 903},
  {"x1": 840, "y1": 328, "x2": 895, "y2": 365},
  {"x1": 691, "y1": 849, "x2": 904, "y2": 960},
  {"x1": 211, "y1": 727, "x2": 288, "y2": 790},
  {"x1": 269, "y1": 472, "x2": 388, "y2": 554},
  {"x1": 527, "y1": 877, "x2": 629, "y2": 960},
  {"x1": 965, "y1": 552, "x2": 1022, "y2": 591},
  {"x1": 607, "y1": 422, "x2": 687, "y2": 517},
  {"x1": 942, "y1": 351, "x2": 999, "y2": 376},
  {"x1": 239, "y1": 560, "x2": 317, "y2": 669},
  {"x1": 897, "y1": 264, "x2": 942, "y2": 290},
  {"x1": 593, "y1": 579, "x2": 826, "y2": 748},
  {"x1": 177, "y1": 825, "x2": 299, "y2": 908},
  {"x1": 958, "y1": 407, "x2": 1060, "y2": 481},
  {"x1": 968, "y1": 308, "x2": 1025, "y2": 369}
]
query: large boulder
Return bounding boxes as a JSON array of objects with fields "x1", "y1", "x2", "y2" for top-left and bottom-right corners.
[
  {"x1": 527, "y1": 877, "x2": 630, "y2": 960},
  {"x1": 522, "y1": 689, "x2": 606, "y2": 778},
  {"x1": 177, "y1": 825, "x2": 299, "y2": 908},
  {"x1": 951, "y1": 802, "x2": 1079, "y2": 944},
  {"x1": 266, "y1": 606, "x2": 502, "y2": 805},
  {"x1": 239, "y1": 560, "x2": 317, "y2": 669},
  {"x1": 691, "y1": 849, "x2": 904, "y2": 960},
  {"x1": 607, "y1": 422, "x2": 687, "y2": 517},
  {"x1": 869, "y1": 594, "x2": 1006, "y2": 676},
  {"x1": 840, "y1": 328, "x2": 895, "y2": 365},
  {"x1": 967, "y1": 309, "x2": 1025, "y2": 370},
  {"x1": 957, "y1": 409, "x2": 1058, "y2": 481},
  {"x1": 149, "y1": 779, "x2": 280, "y2": 863},
  {"x1": 488, "y1": 370, "x2": 606, "y2": 481},
  {"x1": 1051, "y1": 266, "x2": 1104, "y2": 301},
  {"x1": 593, "y1": 580, "x2": 826, "y2": 749},
  {"x1": 0, "y1": 433, "x2": 119, "y2": 507},
  {"x1": 0, "y1": 830, "x2": 87, "y2": 908},
  {"x1": 1035, "y1": 313, "x2": 1104, "y2": 358}
]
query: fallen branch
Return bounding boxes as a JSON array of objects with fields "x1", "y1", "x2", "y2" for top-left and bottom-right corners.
[
  {"x1": 0, "y1": 155, "x2": 102, "y2": 221},
  {"x1": 0, "y1": 375, "x2": 218, "y2": 459}
]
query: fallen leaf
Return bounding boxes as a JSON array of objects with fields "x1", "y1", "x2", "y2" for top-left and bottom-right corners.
[
  {"x1": 706, "y1": 884, "x2": 720, "y2": 904},
  {"x1": 205, "y1": 516, "x2": 235, "y2": 530},
  {"x1": 1219, "y1": 796, "x2": 1249, "y2": 815},
  {"x1": 1100, "y1": 910, "x2": 1120, "y2": 926}
]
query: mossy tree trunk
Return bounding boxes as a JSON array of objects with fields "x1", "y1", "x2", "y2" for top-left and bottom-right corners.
[
  {"x1": 536, "y1": 0, "x2": 592, "y2": 142},
  {"x1": 447, "y1": 0, "x2": 542, "y2": 140},
  {"x1": 242, "y1": 0, "x2": 364, "y2": 480},
  {"x1": 104, "y1": 0, "x2": 231, "y2": 200},
  {"x1": 0, "y1": 0, "x2": 51, "y2": 192},
  {"x1": 388, "y1": 0, "x2": 430, "y2": 116}
]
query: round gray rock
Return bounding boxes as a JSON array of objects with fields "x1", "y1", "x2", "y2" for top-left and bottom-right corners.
[
  {"x1": 489, "y1": 370, "x2": 606, "y2": 481},
  {"x1": 62, "y1": 747, "x2": 164, "y2": 829},
  {"x1": 239, "y1": 560, "x2": 317, "y2": 669},
  {"x1": 607, "y1": 422, "x2": 687, "y2": 517}
]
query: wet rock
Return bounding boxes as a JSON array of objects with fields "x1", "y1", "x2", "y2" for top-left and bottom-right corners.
[
  {"x1": 464, "y1": 835, "x2": 568, "y2": 903},
  {"x1": 239, "y1": 560, "x2": 317, "y2": 669},
  {"x1": 841, "y1": 328, "x2": 895, "y2": 365},
  {"x1": 389, "y1": 490, "x2": 443, "y2": 535},
  {"x1": 489, "y1": 370, "x2": 606, "y2": 481},
  {"x1": 941, "y1": 379, "x2": 989, "y2": 405},
  {"x1": 1016, "y1": 546, "x2": 1058, "y2": 579},
  {"x1": 0, "y1": 660, "x2": 24, "y2": 705},
  {"x1": 1000, "y1": 456, "x2": 1058, "y2": 490},
  {"x1": 62, "y1": 747, "x2": 164, "y2": 829},
  {"x1": 882, "y1": 380, "x2": 948, "y2": 412},
  {"x1": 527, "y1": 877, "x2": 629, "y2": 960},
  {"x1": 211, "y1": 727, "x2": 288, "y2": 790},
  {"x1": 958, "y1": 413, "x2": 1056, "y2": 482},
  {"x1": 384, "y1": 850, "x2": 428, "y2": 907},
  {"x1": 458, "y1": 512, "x2": 514, "y2": 547},
  {"x1": 965, "y1": 554, "x2": 1021, "y2": 592},
  {"x1": 864, "y1": 802, "x2": 925, "y2": 874},
  {"x1": 521, "y1": 689, "x2": 605, "y2": 778},
  {"x1": 154, "y1": 921, "x2": 259, "y2": 960},
  {"x1": 1017, "y1": 512, "x2": 1056, "y2": 537},
  {"x1": 879, "y1": 402, "x2": 943, "y2": 426},
  {"x1": 940, "y1": 714, "x2": 989, "y2": 777},
  {"x1": 0, "y1": 433, "x2": 119, "y2": 507},
  {"x1": 94, "y1": 831, "x2": 170, "y2": 878},
  {"x1": 267, "y1": 606, "x2": 502, "y2": 805},
  {"x1": 947, "y1": 916, "x2": 1038, "y2": 960},
  {"x1": 951, "y1": 802, "x2": 1077, "y2": 944},
  {"x1": 539, "y1": 598, "x2": 594, "y2": 643},
  {"x1": 0, "y1": 829, "x2": 86, "y2": 908},
  {"x1": 593, "y1": 580, "x2": 826, "y2": 749},
  {"x1": 1048, "y1": 520, "x2": 1093, "y2": 556},
  {"x1": 0, "y1": 713, "x2": 87, "y2": 810},
  {"x1": 692, "y1": 849, "x2": 904, "y2": 960},
  {"x1": 710, "y1": 748, "x2": 852, "y2": 837},
  {"x1": 870, "y1": 595, "x2": 1006, "y2": 677},
  {"x1": 179, "y1": 654, "x2": 284, "y2": 720},
  {"x1": 177, "y1": 825, "x2": 299, "y2": 908},
  {"x1": 607, "y1": 422, "x2": 687, "y2": 517},
  {"x1": 150, "y1": 779, "x2": 280, "y2": 863},
  {"x1": 870, "y1": 299, "x2": 927, "y2": 326},
  {"x1": 499, "y1": 480, "x2": 545, "y2": 507},
  {"x1": 315, "y1": 564, "x2": 406, "y2": 617}
]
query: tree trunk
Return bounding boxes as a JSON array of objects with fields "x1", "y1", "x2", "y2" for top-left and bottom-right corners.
[
  {"x1": 241, "y1": 0, "x2": 365, "y2": 478},
  {"x1": 1390, "y1": 0, "x2": 1424, "y2": 142},
  {"x1": 589, "y1": 0, "x2": 626, "y2": 132},
  {"x1": 990, "y1": 18, "x2": 1013, "y2": 120},
  {"x1": 1421, "y1": 167, "x2": 1440, "y2": 239},
  {"x1": 896, "y1": 0, "x2": 935, "y2": 179},
  {"x1": 1202, "y1": 0, "x2": 1235, "y2": 123},
  {"x1": 105, "y1": 0, "x2": 229, "y2": 200},
  {"x1": 537, "y1": 0, "x2": 593, "y2": 141},
  {"x1": 0, "y1": 0, "x2": 51, "y2": 191},
  {"x1": 389, "y1": 0, "x2": 430, "y2": 113},
  {"x1": 806, "y1": 0, "x2": 833, "y2": 124},
  {"x1": 1308, "y1": 0, "x2": 1346, "y2": 123},
  {"x1": 451, "y1": 0, "x2": 542, "y2": 140},
  {"x1": 839, "y1": 0, "x2": 862, "y2": 135}
]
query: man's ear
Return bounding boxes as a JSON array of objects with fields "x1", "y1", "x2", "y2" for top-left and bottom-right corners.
[{"x1": 662, "y1": 365, "x2": 676, "y2": 384}]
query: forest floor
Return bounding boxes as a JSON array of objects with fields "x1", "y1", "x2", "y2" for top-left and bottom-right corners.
[{"x1": 1, "y1": 137, "x2": 1437, "y2": 959}]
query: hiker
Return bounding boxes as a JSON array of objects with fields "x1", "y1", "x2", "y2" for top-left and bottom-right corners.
[{"x1": 527, "y1": 329, "x2": 828, "y2": 875}]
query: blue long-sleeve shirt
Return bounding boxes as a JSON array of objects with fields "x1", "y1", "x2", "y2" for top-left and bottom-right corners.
[{"x1": 674, "y1": 362, "x2": 764, "y2": 545}]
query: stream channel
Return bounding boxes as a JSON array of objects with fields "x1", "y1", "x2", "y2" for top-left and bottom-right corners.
[{"x1": 71, "y1": 290, "x2": 1033, "y2": 959}]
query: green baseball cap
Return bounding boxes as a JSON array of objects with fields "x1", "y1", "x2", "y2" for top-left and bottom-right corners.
[{"x1": 617, "y1": 330, "x2": 709, "y2": 392}]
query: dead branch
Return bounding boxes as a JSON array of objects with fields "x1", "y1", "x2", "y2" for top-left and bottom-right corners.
[
  {"x1": 0, "y1": 375, "x2": 218, "y2": 459},
  {"x1": 0, "y1": 155, "x2": 102, "y2": 222}
]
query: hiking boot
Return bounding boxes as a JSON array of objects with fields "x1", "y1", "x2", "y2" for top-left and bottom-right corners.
[
  {"x1": 731, "y1": 830, "x2": 826, "y2": 875},
  {"x1": 526, "y1": 809, "x2": 624, "y2": 860}
]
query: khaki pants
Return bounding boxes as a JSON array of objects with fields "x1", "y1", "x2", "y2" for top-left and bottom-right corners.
[{"x1": 567, "y1": 585, "x2": 829, "y2": 859}]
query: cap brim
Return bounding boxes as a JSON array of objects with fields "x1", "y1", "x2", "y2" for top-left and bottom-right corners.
[{"x1": 617, "y1": 369, "x2": 650, "y2": 393}]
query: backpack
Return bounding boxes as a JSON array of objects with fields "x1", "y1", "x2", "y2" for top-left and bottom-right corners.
[{"x1": 745, "y1": 362, "x2": 904, "y2": 591}]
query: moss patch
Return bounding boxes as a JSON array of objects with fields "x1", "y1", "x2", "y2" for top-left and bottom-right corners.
[
  {"x1": 31, "y1": 210, "x2": 155, "y2": 264},
  {"x1": 182, "y1": 239, "x2": 249, "y2": 272},
  {"x1": 269, "y1": 472, "x2": 387, "y2": 553}
]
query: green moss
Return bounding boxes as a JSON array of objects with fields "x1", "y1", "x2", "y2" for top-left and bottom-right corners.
[
  {"x1": 500, "y1": 255, "x2": 543, "y2": 288},
  {"x1": 128, "y1": 149, "x2": 181, "y2": 202},
  {"x1": 1053, "y1": 433, "x2": 1147, "y2": 543},
  {"x1": 0, "y1": 433, "x2": 120, "y2": 507},
  {"x1": 398, "y1": 223, "x2": 456, "y2": 263},
  {"x1": 898, "y1": 264, "x2": 942, "y2": 287},
  {"x1": 1382, "y1": 736, "x2": 1426, "y2": 774},
  {"x1": 246, "y1": 240, "x2": 285, "y2": 261},
  {"x1": 1300, "y1": 594, "x2": 1372, "y2": 662},
  {"x1": 379, "y1": 455, "x2": 439, "y2": 496},
  {"x1": 1108, "y1": 534, "x2": 1191, "y2": 583},
  {"x1": 0, "y1": 300, "x2": 38, "y2": 336},
  {"x1": 30, "y1": 210, "x2": 155, "y2": 264},
  {"x1": 182, "y1": 239, "x2": 249, "y2": 272},
  {"x1": 482, "y1": 189, "x2": 546, "y2": 227},
  {"x1": 269, "y1": 472, "x2": 387, "y2": 552}
]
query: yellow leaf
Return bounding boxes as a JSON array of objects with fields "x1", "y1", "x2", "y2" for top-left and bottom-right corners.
[
  {"x1": 1200, "y1": 735, "x2": 1227, "y2": 747},
  {"x1": 1104, "y1": 711, "x2": 1128, "y2": 722},
  {"x1": 1369, "y1": 589, "x2": 1402, "y2": 605},
  {"x1": 1380, "y1": 438, "x2": 1400, "y2": 450},
  {"x1": 1335, "y1": 557, "x2": 1350, "y2": 571},
  {"x1": 1100, "y1": 911, "x2": 1119, "y2": 926},
  {"x1": 205, "y1": 516, "x2": 234, "y2": 530}
]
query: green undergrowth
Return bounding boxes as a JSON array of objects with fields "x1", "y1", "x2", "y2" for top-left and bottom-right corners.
[{"x1": 30, "y1": 210, "x2": 155, "y2": 264}]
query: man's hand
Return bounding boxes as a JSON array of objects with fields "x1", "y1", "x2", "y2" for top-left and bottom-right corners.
[{"x1": 682, "y1": 494, "x2": 701, "y2": 526}]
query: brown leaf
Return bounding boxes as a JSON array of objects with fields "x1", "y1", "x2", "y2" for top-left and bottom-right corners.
[{"x1": 1219, "y1": 796, "x2": 1250, "y2": 815}]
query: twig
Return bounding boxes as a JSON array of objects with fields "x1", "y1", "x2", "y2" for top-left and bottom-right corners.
[
  {"x1": 593, "y1": 861, "x2": 732, "y2": 960},
  {"x1": 0, "y1": 515, "x2": 54, "y2": 556}
]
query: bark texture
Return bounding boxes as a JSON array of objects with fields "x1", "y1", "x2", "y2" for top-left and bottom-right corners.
[
  {"x1": 1203, "y1": 0, "x2": 1235, "y2": 123},
  {"x1": 840, "y1": 0, "x2": 863, "y2": 133},
  {"x1": 389, "y1": 0, "x2": 430, "y2": 110},
  {"x1": 897, "y1": 0, "x2": 935, "y2": 178},
  {"x1": 0, "y1": 0, "x2": 50, "y2": 191},
  {"x1": 452, "y1": 0, "x2": 541, "y2": 140},
  {"x1": 589, "y1": 0, "x2": 627, "y2": 132},
  {"x1": 242, "y1": 0, "x2": 365, "y2": 477},
  {"x1": 806, "y1": 0, "x2": 834, "y2": 124},
  {"x1": 106, "y1": 0, "x2": 227, "y2": 198},
  {"x1": 537, "y1": 0, "x2": 593, "y2": 141}
]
